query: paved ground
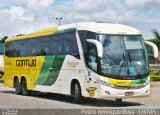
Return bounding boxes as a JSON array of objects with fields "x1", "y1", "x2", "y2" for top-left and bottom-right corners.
[
  {"x1": 150, "y1": 81, "x2": 160, "y2": 87},
  {"x1": 0, "y1": 83, "x2": 160, "y2": 110},
  {"x1": 150, "y1": 64, "x2": 160, "y2": 70}
]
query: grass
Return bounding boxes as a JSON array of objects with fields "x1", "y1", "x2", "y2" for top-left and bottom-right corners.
[
  {"x1": 0, "y1": 78, "x2": 4, "y2": 87},
  {"x1": 0, "y1": 83, "x2": 4, "y2": 87},
  {"x1": 150, "y1": 70, "x2": 160, "y2": 81},
  {"x1": 0, "y1": 76, "x2": 4, "y2": 83}
]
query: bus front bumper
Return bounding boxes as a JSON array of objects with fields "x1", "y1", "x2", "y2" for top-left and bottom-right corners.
[{"x1": 98, "y1": 84, "x2": 150, "y2": 99}]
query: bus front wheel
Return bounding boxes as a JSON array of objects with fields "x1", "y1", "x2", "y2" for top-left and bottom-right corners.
[
  {"x1": 14, "y1": 79, "x2": 22, "y2": 95},
  {"x1": 74, "y1": 82, "x2": 82, "y2": 104},
  {"x1": 116, "y1": 98, "x2": 122, "y2": 103},
  {"x1": 21, "y1": 79, "x2": 30, "y2": 96}
]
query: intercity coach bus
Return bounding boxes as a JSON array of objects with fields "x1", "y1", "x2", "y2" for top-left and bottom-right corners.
[
  {"x1": 4, "y1": 22, "x2": 156, "y2": 103},
  {"x1": 0, "y1": 43, "x2": 4, "y2": 81}
]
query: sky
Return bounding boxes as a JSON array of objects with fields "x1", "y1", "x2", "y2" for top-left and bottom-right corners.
[{"x1": 0, "y1": 0, "x2": 160, "y2": 39}]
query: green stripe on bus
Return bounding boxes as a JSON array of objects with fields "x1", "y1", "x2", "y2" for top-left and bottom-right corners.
[
  {"x1": 36, "y1": 55, "x2": 65, "y2": 86},
  {"x1": 131, "y1": 77, "x2": 148, "y2": 84},
  {"x1": 54, "y1": 28, "x2": 76, "y2": 35}
]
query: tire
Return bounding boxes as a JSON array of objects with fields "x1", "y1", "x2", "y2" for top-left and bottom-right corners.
[
  {"x1": 21, "y1": 79, "x2": 30, "y2": 96},
  {"x1": 74, "y1": 82, "x2": 82, "y2": 104},
  {"x1": 14, "y1": 79, "x2": 22, "y2": 95},
  {"x1": 116, "y1": 98, "x2": 122, "y2": 103}
]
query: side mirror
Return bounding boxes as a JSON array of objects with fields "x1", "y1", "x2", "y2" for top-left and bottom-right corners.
[
  {"x1": 86, "y1": 39, "x2": 103, "y2": 58},
  {"x1": 145, "y1": 41, "x2": 158, "y2": 58}
]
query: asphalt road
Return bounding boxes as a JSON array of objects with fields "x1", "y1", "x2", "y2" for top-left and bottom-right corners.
[{"x1": 0, "y1": 84, "x2": 160, "y2": 110}]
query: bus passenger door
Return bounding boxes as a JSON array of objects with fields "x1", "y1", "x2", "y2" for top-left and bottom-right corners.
[{"x1": 85, "y1": 42, "x2": 101, "y2": 97}]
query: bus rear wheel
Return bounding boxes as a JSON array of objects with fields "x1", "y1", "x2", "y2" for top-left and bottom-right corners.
[
  {"x1": 74, "y1": 82, "x2": 82, "y2": 104},
  {"x1": 21, "y1": 79, "x2": 30, "y2": 96},
  {"x1": 14, "y1": 79, "x2": 22, "y2": 95}
]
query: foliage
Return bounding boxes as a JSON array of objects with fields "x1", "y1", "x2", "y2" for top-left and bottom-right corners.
[
  {"x1": 149, "y1": 29, "x2": 160, "y2": 49},
  {"x1": 0, "y1": 36, "x2": 8, "y2": 43},
  {"x1": 0, "y1": 75, "x2": 4, "y2": 83},
  {"x1": 0, "y1": 79, "x2": 3, "y2": 83},
  {"x1": 150, "y1": 70, "x2": 160, "y2": 81},
  {"x1": 0, "y1": 34, "x2": 24, "y2": 43},
  {"x1": 16, "y1": 34, "x2": 25, "y2": 37}
]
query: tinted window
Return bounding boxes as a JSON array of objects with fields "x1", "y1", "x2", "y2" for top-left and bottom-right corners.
[
  {"x1": 5, "y1": 41, "x2": 19, "y2": 57},
  {"x1": 78, "y1": 31, "x2": 87, "y2": 55},
  {"x1": 13, "y1": 41, "x2": 20, "y2": 56},
  {"x1": 5, "y1": 42, "x2": 14, "y2": 57},
  {"x1": 78, "y1": 31, "x2": 96, "y2": 54},
  {"x1": 19, "y1": 40, "x2": 27, "y2": 56},
  {"x1": 5, "y1": 32, "x2": 79, "y2": 57},
  {"x1": 28, "y1": 38, "x2": 37, "y2": 56},
  {"x1": 88, "y1": 45, "x2": 97, "y2": 72},
  {"x1": 63, "y1": 32, "x2": 79, "y2": 56},
  {"x1": 0, "y1": 43, "x2": 4, "y2": 55},
  {"x1": 38, "y1": 36, "x2": 50, "y2": 55},
  {"x1": 50, "y1": 35, "x2": 63, "y2": 55}
]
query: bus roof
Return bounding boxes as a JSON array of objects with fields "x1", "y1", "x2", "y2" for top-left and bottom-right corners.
[{"x1": 6, "y1": 22, "x2": 141, "y2": 42}]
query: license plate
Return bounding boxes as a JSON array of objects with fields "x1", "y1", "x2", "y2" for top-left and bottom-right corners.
[{"x1": 125, "y1": 92, "x2": 134, "y2": 96}]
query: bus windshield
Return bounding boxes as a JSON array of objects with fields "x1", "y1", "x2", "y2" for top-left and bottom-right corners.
[{"x1": 97, "y1": 35, "x2": 148, "y2": 79}]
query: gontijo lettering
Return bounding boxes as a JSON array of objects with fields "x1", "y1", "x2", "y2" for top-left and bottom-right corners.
[{"x1": 16, "y1": 59, "x2": 36, "y2": 67}]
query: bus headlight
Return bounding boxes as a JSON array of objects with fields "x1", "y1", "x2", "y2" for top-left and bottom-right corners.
[{"x1": 99, "y1": 79, "x2": 114, "y2": 87}]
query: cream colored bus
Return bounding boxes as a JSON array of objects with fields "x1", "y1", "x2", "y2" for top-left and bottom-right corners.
[
  {"x1": 0, "y1": 43, "x2": 4, "y2": 81},
  {"x1": 4, "y1": 22, "x2": 154, "y2": 103}
]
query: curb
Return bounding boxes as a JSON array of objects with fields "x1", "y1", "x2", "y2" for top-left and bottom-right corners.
[
  {"x1": 150, "y1": 81, "x2": 160, "y2": 87},
  {"x1": 0, "y1": 83, "x2": 4, "y2": 87}
]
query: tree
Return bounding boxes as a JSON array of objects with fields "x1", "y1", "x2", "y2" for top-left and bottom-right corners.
[
  {"x1": 149, "y1": 29, "x2": 160, "y2": 49},
  {"x1": 16, "y1": 34, "x2": 24, "y2": 37},
  {"x1": 0, "y1": 36, "x2": 8, "y2": 43}
]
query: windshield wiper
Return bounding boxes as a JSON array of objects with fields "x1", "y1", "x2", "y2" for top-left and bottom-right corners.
[
  {"x1": 118, "y1": 52, "x2": 129, "y2": 76},
  {"x1": 124, "y1": 52, "x2": 130, "y2": 75}
]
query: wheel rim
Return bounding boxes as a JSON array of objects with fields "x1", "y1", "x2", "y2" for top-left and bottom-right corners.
[{"x1": 75, "y1": 84, "x2": 78, "y2": 98}]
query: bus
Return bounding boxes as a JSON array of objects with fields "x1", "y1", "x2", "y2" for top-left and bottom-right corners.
[
  {"x1": 0, "y1": 43, "x2": 4, "y2": 82},
  {"x1": 4, "y1": 22, "x2": 157, "y2": 103}
]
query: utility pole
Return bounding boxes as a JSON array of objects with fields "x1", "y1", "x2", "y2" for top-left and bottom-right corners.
[
  {"x1": 56, "y1": 17, "x2": 62, "y2": 26},
  {"x1": 34, "y1": 16, "x2": 37, "y2": 31}
]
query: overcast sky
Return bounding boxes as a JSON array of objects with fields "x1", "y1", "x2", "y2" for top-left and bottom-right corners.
[{"x1": 0, "y1": 0, "x2": 160, "y2": 39}]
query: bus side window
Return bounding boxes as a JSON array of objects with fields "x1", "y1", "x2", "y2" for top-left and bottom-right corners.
[
  {"x1": 63, "y1": 32, "x2": 79, "y2": 58},
  {"x1": 19, "y1": 40, "x2": 27, "y2": 56},
  {"x1": 38, "y1": 36, "x2": 50, "y2": 56},
  {"x1": 58, "y1": 46, "x2": 63, "y2": 54},
  {"x1": 45, "y1": 48, "x2": 49, "y2": 55},
  {"x1": 28, "y1": 38, "x2": 38, "y2": 56},
  {"x1": 12, "y1": 41, "x2": 20, "y2": 57},
  {"x1": 88, "y1": 46, "x2": 98, "y2": 72},
  {"x1": 5, "y1": 42, "x2": 16, "y2": 57},
  {"x1": 66, "y1": 46, "x2": 70, "y2": 53},
  {"x1": 50, "y1": 35, "x2": 63, "y2": 55}
]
